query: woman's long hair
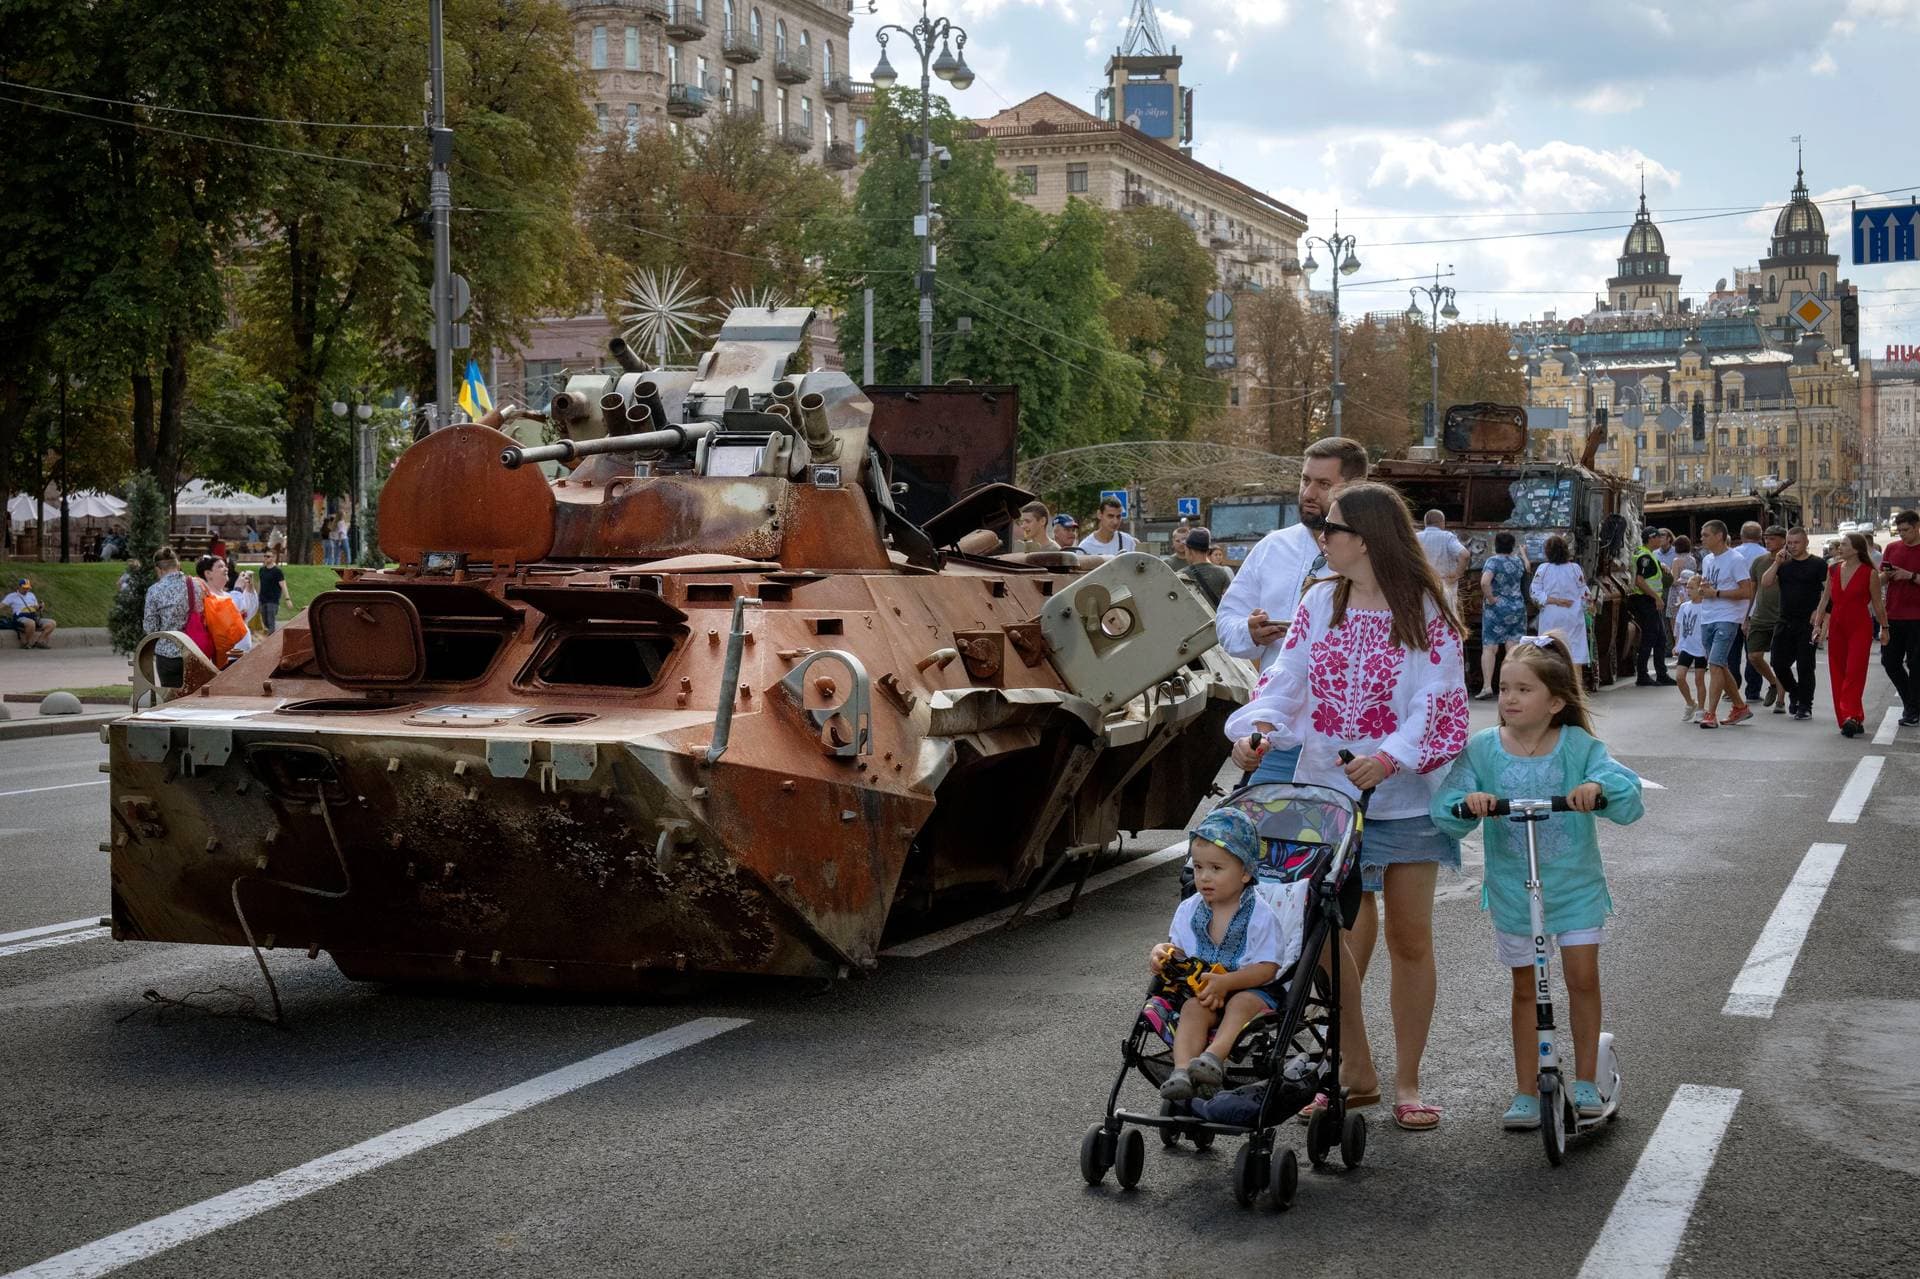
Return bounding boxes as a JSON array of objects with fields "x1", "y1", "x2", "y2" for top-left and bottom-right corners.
[
  {"x1": 1841, "y1": 532, "x2": 1872, "y2": 564},
  {"x1": 1327, "y1": 481, "x2": 1462, "y2": 650}
]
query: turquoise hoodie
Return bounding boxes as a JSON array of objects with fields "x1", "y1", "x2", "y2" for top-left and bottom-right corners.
[{"x1": 1430, "y1": 725, "x2": 1643, "y2": 935}]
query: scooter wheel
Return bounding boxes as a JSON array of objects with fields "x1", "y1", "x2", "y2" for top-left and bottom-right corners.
[
  {"x1": 1265, "y1": 1148, "x2": 1299, "y2": 1211},
  {"x1": 1340, "y1": 1109, "x2": 1367, "y2": 1169},
  {"x1": 1114, "y1": 1127, "x2": 1146, "y2": 1190},
  {"x1": 1541, "y1": 1092, "x2": 1568, "y2": 1167},
  {"x1": 1080, "y1": 1124, "x2": 1112, "y2": 1185}
]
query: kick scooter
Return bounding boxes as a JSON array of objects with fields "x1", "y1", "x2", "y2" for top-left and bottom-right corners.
[{"x1": 1452, "y1": 794, "x2": 1621, "y2": 1166}]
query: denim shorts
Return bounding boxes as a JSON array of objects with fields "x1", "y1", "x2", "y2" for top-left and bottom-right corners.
[
  {"x1": 1702, "y1": 620, "x2": 1742, "y2": 668},
  {"x1": 1357, "y1": 814, "x2": 1460, "y2": 893}
]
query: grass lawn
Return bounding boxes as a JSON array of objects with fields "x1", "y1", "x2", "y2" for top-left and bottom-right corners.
[{"x1": 7, "y1": 561, "x2": 346, "y2": 628}]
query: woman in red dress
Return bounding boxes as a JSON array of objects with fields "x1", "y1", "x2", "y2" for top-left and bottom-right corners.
[{"x1": 1814, "y1": 532, "x2": 1890, "y2": 737}]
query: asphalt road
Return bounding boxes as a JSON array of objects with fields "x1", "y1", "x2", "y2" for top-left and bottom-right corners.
[{"x1": 2, "y1": 665, "x2": 1916, "y2": 1279}]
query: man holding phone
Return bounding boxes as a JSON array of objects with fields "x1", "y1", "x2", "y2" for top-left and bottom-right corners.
[{"x1": 1882, "y1": 509, "x2": 1920, "y2": 728}]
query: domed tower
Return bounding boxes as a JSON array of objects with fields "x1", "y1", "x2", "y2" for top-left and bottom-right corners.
[
  {"x1": 1757, "y1": 142, "x2": 1841, "y2": 319},
  {"x1": 1606, "y1": 176, "x2": 1682, "y2": 315}
]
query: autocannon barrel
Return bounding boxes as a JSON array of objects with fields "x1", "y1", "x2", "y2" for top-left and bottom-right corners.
[{"x1": 501, "y1": 421, "x2": 717, "y2": 469}]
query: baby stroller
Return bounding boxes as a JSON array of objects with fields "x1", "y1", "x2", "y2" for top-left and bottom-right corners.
[{"x1": 1079, "y1": 776, "x2": 1369, "y2": 1209}]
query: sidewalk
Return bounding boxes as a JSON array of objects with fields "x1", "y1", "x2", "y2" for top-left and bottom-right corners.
[{"x1": 0, "y1": 644, "x2": 132, "y2": 698}]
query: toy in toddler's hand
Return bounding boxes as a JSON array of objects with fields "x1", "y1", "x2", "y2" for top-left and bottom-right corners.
[{"x1": 1151, "y1": 948, "x2": 1228, "y2": 1002}]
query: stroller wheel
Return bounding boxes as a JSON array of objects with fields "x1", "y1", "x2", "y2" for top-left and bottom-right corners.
[
  {"x1": 1305, "y1": 1107, "x2": 1335, "y2": 1167},
  {"x1": 1265, "y1": 1148, "x2": 1299, "y2": 1211},
  {"x1": 1231, "y1": 1143, "x2": 1266, "y2": 1208},
  {"x1": 1114, "y1": 1127, "x2": 1146, "y2": 1190},
  {"x1": 1189, "y1": 1125, "x2": 1216, "y2": 1151},
  {"x1": 1340, "y1": 1110, "x2": 1367, "y2": 1169},
  {"x1": 1079, "y1": 1124, "x2": 1112, "y2": 1185},
  {"x1": 1158, "y1": 1100, "x2": 1183, "y2": 1147}
]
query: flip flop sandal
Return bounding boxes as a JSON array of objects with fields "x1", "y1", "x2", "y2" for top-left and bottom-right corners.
[
  {"x1": 1297, "y1": 1085, "x2": 1382, "y2": 1124},
  {"x1": 1393, "y1": 1102, "x2": 1443, "y2": 1132}
]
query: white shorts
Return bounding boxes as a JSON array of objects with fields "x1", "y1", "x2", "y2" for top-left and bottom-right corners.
[{"x1": 1494, "y1": 927, "x2": 1606, "y2": 968}]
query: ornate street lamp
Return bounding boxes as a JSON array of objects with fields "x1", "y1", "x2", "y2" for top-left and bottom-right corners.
[
  {"x1": 1299, "y1": 215, "x2": 1361, "y2": 437},
  {"x1": 1409, "y1": 264, "x2": 1459, "y2": 448}
]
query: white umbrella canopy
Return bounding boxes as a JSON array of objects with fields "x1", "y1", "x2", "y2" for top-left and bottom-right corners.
[
  {"x1": 7, "y1": 493, "x2": 60, "y2": 523},
  {"x1": 173, "y1": 480, "x2": 286, "y2": 518},
  {"x1": 47, "y1": 490, "x2": 127, "y2": 519}
]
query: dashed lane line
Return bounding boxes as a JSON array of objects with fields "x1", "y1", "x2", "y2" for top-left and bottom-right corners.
[
  {"x1": 1873, "y1": 708, "x2": 1899, "y2": 746},
  {"x1": 1576, "y1": 1084, "x2": 1743, "y2": 1279},
  {"x1": 1, "y1": 1017, "x2": 749, "y2": 1279},
  {"x1": 1722, "y1": 842, "x2": 1846, "y2": 1018},
  {"x1": 1826, "y1": 756, "x2": 1885, "y2": 824},
  {"x1": 0, "y1": 928, "x2": 110, "y2": 960},
  {"x1": 0, "y1": 780, "x2": 107, "y2": 800},
  {"x1": 881, "y1": 844, "x2": 1187, "y2": 958},
  {"x1": 0, "y1": 919, "x2": 102, "y2": 945}
]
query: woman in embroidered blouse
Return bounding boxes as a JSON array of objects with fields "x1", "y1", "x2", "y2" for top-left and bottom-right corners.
[
  {"x1": 1226, "y1": 482, "x2": 1470, "y2": 1132},
  {"x1": 1531, "y1": 535, "x2": 1590, "y2": 666}
]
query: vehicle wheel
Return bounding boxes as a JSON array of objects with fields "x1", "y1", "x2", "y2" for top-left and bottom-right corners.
[
  {"x1": 1189, "y1": 1125, "x2": 1216, "y2": 1151},
  {"x1": 1265, "y1": 1148, "x2": 1299, "y2": 1210},
  {"x1": 1080, "y1": 1124, "x2": 1112, "y2": 1185},
  {"x1": 1305, "y1": 1106, "x2": 1335, "y2": 1167},
  {"x1": 1158, "y1": 1101, "x2": 1183, "y2": 1147},
  {"x1": 1541, "y1": 1090, "x2": 1567, "y2": 1168},
  {"x1": 1340, "y1": 1109, "x2": 1367, "y2": 1169},
  {"x1": 1232, "y1": 1142, "x2": 1267, "y2": 1207},
  {"x1": 1114, "y1": 1126, "x2": 1146, "y2": 1190}
]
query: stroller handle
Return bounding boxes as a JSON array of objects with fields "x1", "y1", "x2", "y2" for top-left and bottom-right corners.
[{"x1": 1450, "y1": 795, "x2": 1609, "y2": 819}]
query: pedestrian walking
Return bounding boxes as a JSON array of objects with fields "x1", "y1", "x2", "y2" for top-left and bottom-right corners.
[
  {"x1": 1075, "y1": 498, "x2": 1137, "y2": 558},
  {"x1": 1529, "y1": 536, "x2": 1589, "y2": 667},
  {"x1": 1162, "y1": 524, "x2": 1191, "y2": 569},
  {"x1": 1732, "y1": 523, "x2": 1768, "y2": 702},
  {"x1": 1215, "y1": 436, "x2": 1371, "y2": 785},
  {"x1": 1431, "y1": 634, "x2": 1644, "y2": 1130},
  {"x1": 1627, "y1": 531, "x2": 1672, "y2": 686},
  {"x1": 258, "y1": 550, "x2": 292, "y2": 634},
  {"x1": 1743, "y1": 526, "x2": 1788, "y2": 711},
  {"x1": 1476, "y1": 531, "x2": 1528, "y2": 700},
  {"x1": 1012, "y1": 501, "x2": 1052, "y2": 554},
  {"x1": 1417, "y1": 510, "x2": 1468, "y2": 609},
  {"x1": 1665, "y1": 534, "x2": 1698, "y2": 635},
  {"x1": 1694, "y1": 520, "x2": 1755, "y2": 729},
  {"x1": 1764, "y1": 528, "x2": 1826, "y2": 721},
  {"x1": 1672, "y1": 572, "x2": 1708, "y2": 720},
  {"x1": 1879, "y1": 510, "x2": 1920, "y2": 728},
  {"x1": 1175, "y1": 527, "x2": 1233, "y2": 607},
  {"x1": 1813, "y1": 532, "x2": 1890, "y2": 738},
  {"x1": 142, "y1": 547, "x2": 193, "y2": 695},
  {"x1": 194, "y1": 555, "x2": 250, "y2": 669},
  {"x1": 1226, "y1": 481, "x2": 1471, "y2": 1132},
  {"x1": 2, "y1": 577, "x2": 57, "y2": 648}
]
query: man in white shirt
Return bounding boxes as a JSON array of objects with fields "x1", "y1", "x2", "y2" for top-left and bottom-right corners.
[
  {"x1": 3, "y1": 578, "x2": 56, "y2": 648},
  {"x1": 1416, "y1": 511, "x2": 1468, "y2": 604},
  {"x1": 1695, "y1": 519, "x2": 1755, "y2": 728},
  {"x1": 1076, "y1": 498, "x2": 1137, "y2": 557},
  {"x1": 1213, "y1": 436, "x2": 1370, "y2": 783},
  {"x1": 1730, "y1": 521, "x2": 1768, "y2": 702}
]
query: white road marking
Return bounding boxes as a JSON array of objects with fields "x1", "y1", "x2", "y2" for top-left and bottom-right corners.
[
  {"x1": 0, "y1": 928, "x2": 110, "y2": 960},
  {"x1": 1, "y1": 1017, "x2": 748, "y2": 1279},
  {"x1": 0, "y1": 918, "x2": 102, "y2": 945},
  {"x1": 1577, "y1": 1084, "x2": 1742, "y2": 1279},
  {"x1": 882, "y1": 844, "x2": 1187, "y2": 958},
  {"x1": 1827, "y1": 756, "x2": 1885, "y2": 824},
  {"x1": 0, "y1": 780, "x2": 107, "y2": 800},
  {"x1": 1722, "y1": 842, "x2": 1846, "y2": 1018},
  {"x1": 1639, "y1": 778, "x2": 1666, "y2": 790},
  {"x1": 1874, "y1": 708, "x2": 1899, "y2": 746}
]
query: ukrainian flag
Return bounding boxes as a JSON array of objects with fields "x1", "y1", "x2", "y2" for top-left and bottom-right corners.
[{"x1": 457, "y1": 359, "x2": 493, "y2": 420}]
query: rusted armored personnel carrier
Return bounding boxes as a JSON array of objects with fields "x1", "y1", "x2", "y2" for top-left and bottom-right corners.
[
  {"x1": 107, "y1": 308, "x2": 1249, "y2": 991},
  {"x1": 1373, "y1": 403, "x2": 1645, "y2": 692}
]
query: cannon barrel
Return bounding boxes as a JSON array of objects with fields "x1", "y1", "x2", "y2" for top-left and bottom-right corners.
[
  {"x1": 501, "y1": 421, "x2": 716, "y2": 469},
  {"x1": 608, "y1": 336, "x2": 648, "y2": 374}
]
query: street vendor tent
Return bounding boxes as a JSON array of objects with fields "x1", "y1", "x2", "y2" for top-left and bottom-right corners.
[
  {"x1": 7, "y1": 494, "x2": 60, "y2": 524},
  {"x1": 9, "y1": 490, "x2": 128, "y2": 522},
  {"x1": 173, "y1": 481, "x2": 285, "y2": 519}
]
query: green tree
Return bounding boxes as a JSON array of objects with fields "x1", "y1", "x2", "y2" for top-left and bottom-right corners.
[
  {"x1": 1103, "y1": 205, "x2": 1224, "y2": 441},
  {"x1": 180, "y1": 343, "x2": 289, "y2": 499},
  {"x1": 108, "y1": 472, "x2": 169, "y2": 654}
]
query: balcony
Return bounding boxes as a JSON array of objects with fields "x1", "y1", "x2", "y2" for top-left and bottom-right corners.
[
  {"x1": 1246, "y1": 243, "x2": 1274, "y2": 263},
  {"x1": 821, "y1": 73, "x2": 856, "y2": 103},
  {"x1": 772, "y1": 45, "x2": 811, "y2": 84},
  {"x1": 666, "y1": 83, "x2": 710, "y2": 117},
  {"x1": 777, "y1": 121, "x2": 812, "y2": 152},
  {"x1": 824, "y1": 139, "x2": 856, "y2": 170},
  {"x1": 1207, "y1": 224, "x2": 1234, "y2": 250},
  {"x1": 1121, "y1": 189, "x2": 1150, "y2": 208},
  {"x1": 721, "y1": 28, "x2": 762, "y2": 62},
  {"x1": 663, "y1": 1, "x2": 707, "y2": 41},
  {"x1": 565, "y1": 0, "x2": 665, "y2": 14}
]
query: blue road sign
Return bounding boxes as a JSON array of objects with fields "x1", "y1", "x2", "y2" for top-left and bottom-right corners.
[
  {"x1": 1853, "y1": 202, "x2": 1918, "y2": 264},
  {"x1": 1176, "y1": 497, "x2": 1201, "y2": 518},
  {"x1": 1098, "y1": 488, "x2": 1129, "y2": 516}
]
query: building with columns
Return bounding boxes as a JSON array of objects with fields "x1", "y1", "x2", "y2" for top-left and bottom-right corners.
[{"x1": 1862, "y1": 363, "x2": 1920, "y2": 518}]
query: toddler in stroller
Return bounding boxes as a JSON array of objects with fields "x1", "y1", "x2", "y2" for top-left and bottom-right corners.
[{"x1": 1080, "y1": 779, "x2": 1370, "y2": 1207}]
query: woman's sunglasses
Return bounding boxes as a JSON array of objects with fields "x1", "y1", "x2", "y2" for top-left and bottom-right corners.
[{"x1": 1314, "y1": 520, "x2": 1359, "y2": 540}]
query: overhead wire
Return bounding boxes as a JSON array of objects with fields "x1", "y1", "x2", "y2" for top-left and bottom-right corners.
[
  {"x1": 0, "y1": 93, "x2": 417, "y2": 171},
  {"x1": 0, "y1": 77, "x2": 418, "y2": 129}
]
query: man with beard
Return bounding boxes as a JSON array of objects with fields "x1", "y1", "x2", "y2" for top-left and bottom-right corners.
[{"x1": 1214, "y1": 435, "x2": 1370, "y2": 783}]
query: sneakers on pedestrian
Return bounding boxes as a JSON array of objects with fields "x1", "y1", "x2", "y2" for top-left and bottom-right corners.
[
  {"x1": 1762, "y1": 686, "x2": 1778, "y2": 707},
  {"x1": 1773, "y1": 702, "x2": 1786, "y2": 714},
  {"x1": 1635, "y1": 676, "x2": 1656, "y2": 687},
  {"x1": 1724, "y1": 705, "x2": 1755, "y2": 726},
  {"x1": 1902, "y1": 712, "x2": 1920, "y2": 728},
  {"x1": 1793, "y1": 708, "x2": 1812, "y2": 721},
  {"x1": 1501, "y1": 1094, "x2": 1542, "y2": 1130},
  {"x1": 1698, "y1": 713, "x2": 1719, "y2": 729},
  {"x1": 1572, "y1": 1080, "x2": 1608, "y2": 1118},
  {"x1": 1656, "y1": 674, "x2": 1679, "y2": 686},
  {"x1": 1680, "y1": 705, "x2": 1698, "y2": 723}
]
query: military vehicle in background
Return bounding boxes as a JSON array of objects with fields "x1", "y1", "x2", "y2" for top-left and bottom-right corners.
[
  {"x1": 1206, "y1": 491, "x2": 1303, "y2": 567},
  {"x1": 107, "y1": 307, "x2": 1249, "y2": 998},
  {"x1": 1372, "y1": 403, "x2": 1645, "y2": 694},
  {"x1": 1642, "y1": 486, "x2": 1802, "y2": 543}
]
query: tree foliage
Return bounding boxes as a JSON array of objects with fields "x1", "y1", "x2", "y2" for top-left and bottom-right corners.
[
  {"x1": 108, "y1": 472, "x2": 169, "y2": 654},
  {"x1": 1102, "y1": 205, "x2": 1224, "y2": 441}
]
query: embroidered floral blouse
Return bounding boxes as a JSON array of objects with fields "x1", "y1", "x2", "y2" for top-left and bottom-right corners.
[{"x1": 1224, "y1": 581, "x2": 1471, "y2": 819}]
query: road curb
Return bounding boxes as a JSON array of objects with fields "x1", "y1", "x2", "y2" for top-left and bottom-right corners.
[{"x1": 0, "y1": 711, "x2": 123, "y2": 742}]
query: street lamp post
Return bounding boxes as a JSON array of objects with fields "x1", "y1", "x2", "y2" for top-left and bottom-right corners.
[
  {"x1": 331, "y1": 396, "x2": 377, "y2": 564},
  {"x1": 1406, "y1": 264, "x2": 1458, "y2": 449},
  {"x1": 869, "y1": 1, "x2": 974, "y2": 386},
  {"x1": 1290, "y1": 214, "x2": 1361, "y2": 438}
]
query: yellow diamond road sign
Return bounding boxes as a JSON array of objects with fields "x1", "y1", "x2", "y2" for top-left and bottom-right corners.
[{"x1": 1791, "y1": 294, "x2": 1831, "y2": 331}]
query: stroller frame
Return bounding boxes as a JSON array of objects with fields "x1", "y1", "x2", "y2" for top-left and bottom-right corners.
[{"x1": 1079, "y1": 778, "x2": 1371, "y2": 1209}]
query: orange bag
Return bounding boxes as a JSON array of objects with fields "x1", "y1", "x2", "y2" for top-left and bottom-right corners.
[{"x1": 202, "y1": 593, "x2": 249, "y2": 667}]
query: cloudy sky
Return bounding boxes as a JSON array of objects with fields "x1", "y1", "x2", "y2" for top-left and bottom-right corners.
[{"x1": 851, "y1": 0, "x2": 1920, "y2": 357}]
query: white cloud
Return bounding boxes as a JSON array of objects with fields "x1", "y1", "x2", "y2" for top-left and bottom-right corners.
[
  {"x1": 1227, "y1": 49, "x2": 1242, "y2": 73},
  {"x1": 1158, "y1": 12, "x2": 1195, "y2": 40},
  {"x1": 1811, "y1": 50, "x2": 1838, "y2": 73},
  {"x1": 1359, "y1": 138, "x2": 1678, "y2": 209},
  {"x1": 1573, "y1": 85, "x2": 1646, "y2": 114}
]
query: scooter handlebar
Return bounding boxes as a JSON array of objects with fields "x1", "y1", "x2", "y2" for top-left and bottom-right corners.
[{"x1": 1449, "y1": 795, "x2": 1609, "y2": 819}]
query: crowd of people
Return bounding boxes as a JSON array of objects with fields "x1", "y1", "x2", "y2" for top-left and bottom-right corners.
[
  {"x1": 1145, "y1": 435, "x2": 1913, "y2": 1136},
  {"x1": 132, "y1": 545, "x2": 295, "y2": 697},
  {"x1": 1011, "y1": 498, "x2": 1235, "y2": 602}
]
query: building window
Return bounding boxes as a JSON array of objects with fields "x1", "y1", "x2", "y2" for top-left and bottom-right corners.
[
  {"x1": 625, "y1": 25, "x2": 640, "y2": 69},
  {"x1": 854, "y1": 116, "x2": 866, "y2": 152},
  {"x1": 625, "y1": 102, "x2": 640, "y2": 137},
  {"x1": 1768, "y1": 275, "x2": 1778, "y2": 301},
  {"x1": 1230, "y1": 386, "x2": 1241, "y2": 407},
  {"x1": 801, "y1": 95, "x2": 812, "y2": 131},
  {"x1": 750, "y1": 6, "x2": 761, "y2": 38},
  {"x1": 595, "y1": 101, "x2": 609, "y2": 131},
  {"x1": 724, "y1": 0, "x2": 735, "y2": 35},
  {"x1": 725, "y1": 66, "x2": 737, "y2": 105},
  {"x1": 800, "y1": 29, "x2": 810, "y2": 62},
  {"x1": 1066, "y1": 163, "x2": 1088, "y2": 193},
  {"x1": 1818, "y1": 272, "x2": 1828, "y2": 297},
  {"x1": 697, "y1": 53, "x2": 709, "y2": 89},
  {"x1": 777, "y1": 87, "x2": 787, "y2": 129},
  {"x1": 823, "y1": 111, "x2": 833, "y2": 146},
  {"x1": 1728, "y1": 389, "x2": 1740, "y2": 410},
  {"x1": 824, "y1": 41, "x2": 834, "y2": 81},
  {"x1": 751, "y1": 77, "x2": 764, "y2": 115},
  {"x1": 667, "y1": 43, "x2": 679, "y2": 86},
  {"x1": 1013, "y1": 165, "x2": 1038, "y2": 195},
  {"x1": 775, "y1": 18, "x2": 786, "y2": 58},
  {"x1": 591, "y1": 25, "x2": 608, "y2": 69}
]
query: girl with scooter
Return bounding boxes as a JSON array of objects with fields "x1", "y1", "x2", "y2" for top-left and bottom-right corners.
[{"x1": 1430, "y1": 634, "x2": 1643, "y2": 1134}]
